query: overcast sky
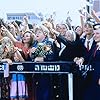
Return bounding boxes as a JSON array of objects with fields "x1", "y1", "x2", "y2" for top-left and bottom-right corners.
[{"x1": 0, "y1": 0, "x2": 85, "y2": 25}]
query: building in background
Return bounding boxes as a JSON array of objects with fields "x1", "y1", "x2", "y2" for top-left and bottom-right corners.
[{"x1": 7, "y1": 12, "x2": 42, "y2": 24}]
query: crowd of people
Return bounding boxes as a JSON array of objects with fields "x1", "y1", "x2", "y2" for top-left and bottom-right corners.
[{"x1": 0, "y1": 9, "x2": 100, "y2": 100}]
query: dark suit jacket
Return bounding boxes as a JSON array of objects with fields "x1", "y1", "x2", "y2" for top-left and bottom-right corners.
[
  {"x1": 92, "y1": 49, "x2": 100, "y2": 80},
  {"x1": 54, "y1": 34, "x2": 84, "y2": 61},
  {"x1": 80, "y1": 38, "x2": 100, "y2": 100},
  {"x1": 82, "y1": 47, "x2": 100, "y2": 100},
  {"x1": 80, "y1": 37, "x2": 97, "y2": 64}
]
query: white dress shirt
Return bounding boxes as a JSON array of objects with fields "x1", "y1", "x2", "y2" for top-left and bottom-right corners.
[{"x1": 84, "y1": 37, "x2": 94, "y2": 50}]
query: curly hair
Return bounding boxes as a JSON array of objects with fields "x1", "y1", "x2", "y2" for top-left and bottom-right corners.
[{"x1": 0, "y1": 37, "x2": 14, "y2": 60}]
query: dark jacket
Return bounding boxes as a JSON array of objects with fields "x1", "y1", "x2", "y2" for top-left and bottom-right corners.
[
  {"x1": 54, "y1": 34, "x2": 84, "y2": 61},
  {"x1": 80, "y1": 37, "x2": 96, "y2": 64}
]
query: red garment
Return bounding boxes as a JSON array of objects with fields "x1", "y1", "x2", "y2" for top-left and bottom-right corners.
[
  {"x1": 15, "y1": 42, "x2": 30, "y2": 59},
  {"x1": 93, "y1": 45, "x2": 98, "y2": 57},
  {"x1": 87, "y1": 41, "x2": 90, "y2": 51}
]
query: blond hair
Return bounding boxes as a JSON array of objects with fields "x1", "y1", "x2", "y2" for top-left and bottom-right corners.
[{"x1": 35, "y1": 25, "x2": 49, "y2": 37}]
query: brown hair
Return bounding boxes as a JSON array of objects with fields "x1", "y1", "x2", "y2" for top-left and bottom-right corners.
[{"x1": 22, "y1": 31, "x2": 34, "y2": 47}]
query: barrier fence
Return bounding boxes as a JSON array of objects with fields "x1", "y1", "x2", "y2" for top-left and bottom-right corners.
[{"x1": 0, "y1": 61, "x2": 78, "y2": 100}]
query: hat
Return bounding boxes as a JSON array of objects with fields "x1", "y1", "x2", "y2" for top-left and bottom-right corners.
[
  {"x1": 86, "y1": 18, "x2": 96, "y2": 25},
  {"x1": 93, "y1": 23, "x2": 100, "y2": 30}
]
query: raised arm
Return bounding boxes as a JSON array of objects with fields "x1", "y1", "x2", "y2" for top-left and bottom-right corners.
[
  {"x1": 22, "y1": 16, "x2": 30, "y2": 32},
  {"x1": 12, "y1": 21, "x2": 20, "y2": 35},
  {"x1": 91, "y1": 9, "x2": 100, "y2": 23},
  {"x1": 8, "y1": 23, "x2": 17, "y2": 38},
  {"x1": 1, "y1": 25, "x2": 18, "y2": 43}
]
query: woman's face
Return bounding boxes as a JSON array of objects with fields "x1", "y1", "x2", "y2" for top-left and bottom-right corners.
[
  {"x1": 75, "y1": 26, "x2": 82, "y2": 36},
  {"x1": 22, "y1": 32, "x2": 31, "y2": 43},
  {"x1": 64, "y1": 31, "x2": 74, "y2": 41},
  {"x1": 56, "y1": 24, "x2": 68, "y2": 36},
  {"x1": 56, "y1": 24, "x2": 61, "y2": 32},
  {"x1": 60, "y1": 24, "x2": 68, "y2": 36},
  {"x1": 35, "y1": 29, "x2": 46, "y2": 42}
]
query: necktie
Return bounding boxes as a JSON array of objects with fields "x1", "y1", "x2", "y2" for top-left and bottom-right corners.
[
  {"x1": 87, "y1": 41, "x2": 90, "y2": 51},
  {"x1": 93, "y1": 45, "x2": 98, "y2": 57}
]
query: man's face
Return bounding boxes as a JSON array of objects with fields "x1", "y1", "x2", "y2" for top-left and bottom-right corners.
[
  {"x1": 84, "y1": 25, "x2": 93, "y2": 35},
  {"x1": 93, "y1": 29, "x2": 100, "y2": 43}
]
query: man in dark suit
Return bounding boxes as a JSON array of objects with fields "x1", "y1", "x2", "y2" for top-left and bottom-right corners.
[
  {"x1": 85, "y1": 23, "x2": 100, "y2": 100},
  {"x1": 76, "y1": 23, "x2": 100, "y2": 100},
  {"x1": 73, "y1": 22, "x2": 97, "y2": 100},
  {"x1": 51, "y1": 29, "x2": 84, "y2": 100},
  {"x1": 80, "y1": 22, "x2": 96, "y2": 64},
  {"x1": 53, "y1": 30, "x2": 84, "y2": 61},
  {"x1": 79, "y1": 22, "x2": 97, "y2": 100}
]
